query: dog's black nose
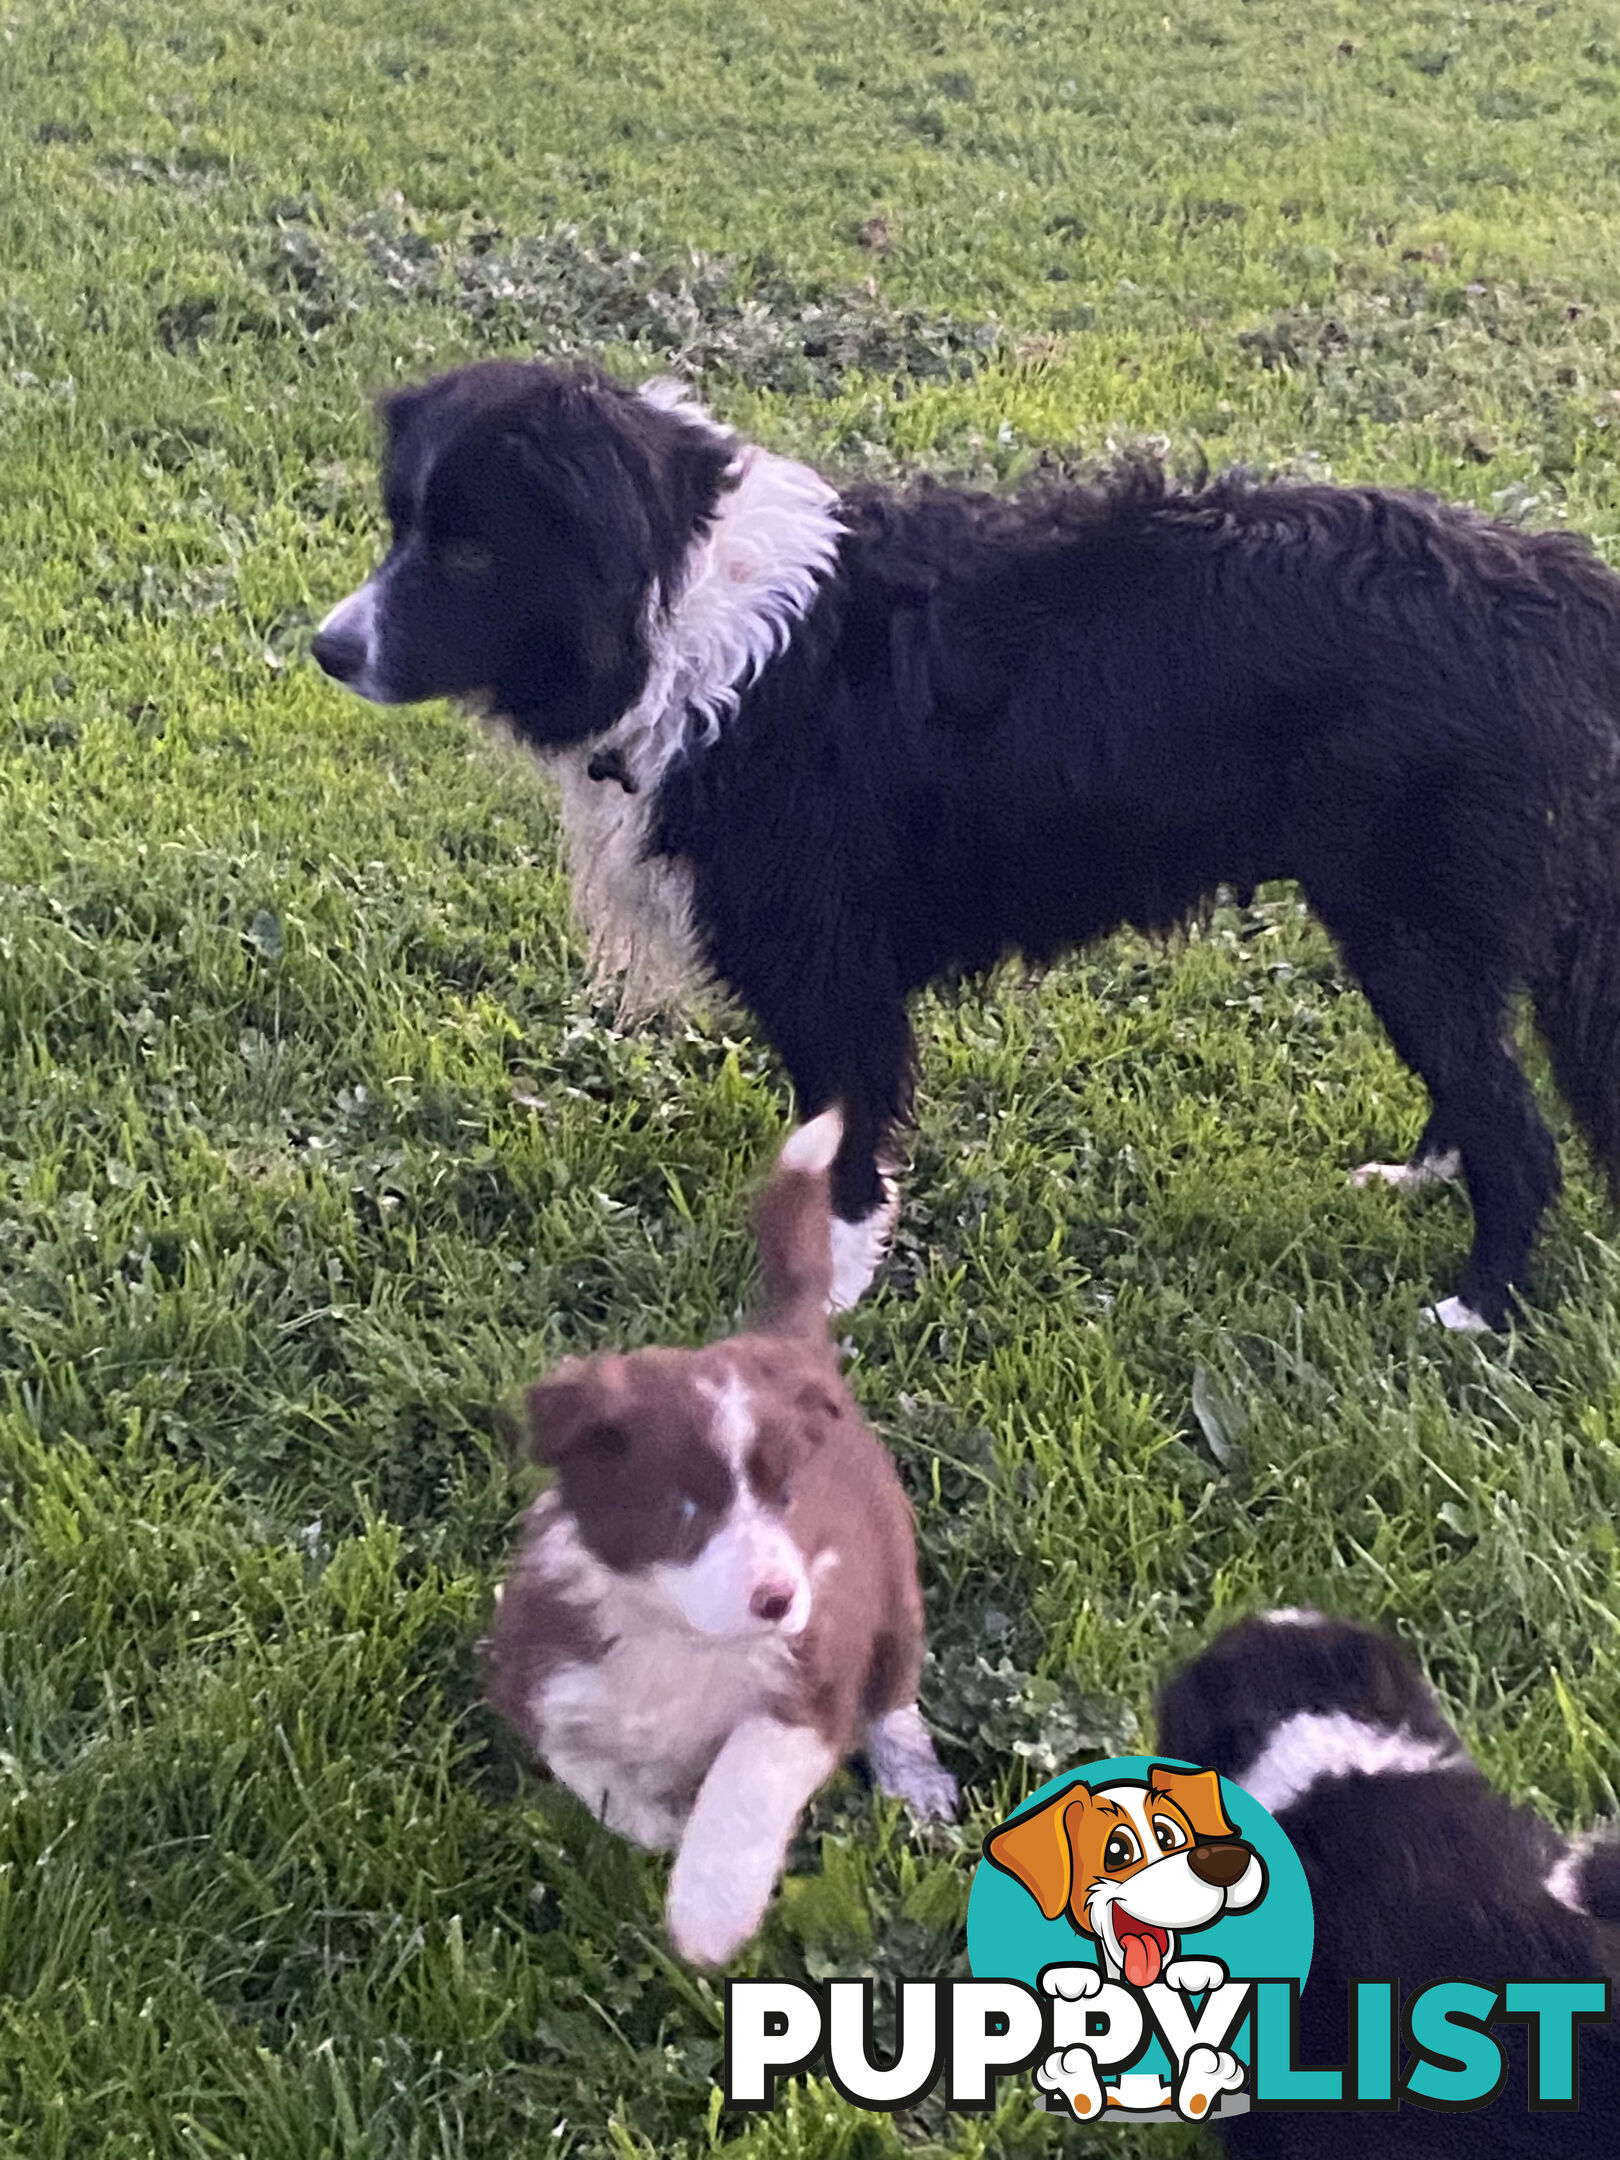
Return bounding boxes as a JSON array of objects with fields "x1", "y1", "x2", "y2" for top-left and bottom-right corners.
[
  {"x1": 311, "y1": 627, "x2": 367, "y2": 684},
  {"x1": 1188, "y1": 1841, "x2": 1252, "y2": 1888}
]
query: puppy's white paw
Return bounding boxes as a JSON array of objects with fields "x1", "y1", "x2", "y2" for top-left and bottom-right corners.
[
  {"x1": 1175, "y1": 2043, "x2": 1245, "y2": 2122},
  {"x1": 1424, "y1": 1295, "x2": 1493, "y2": 1335},
  {"x1": 1036, "y1": 2044, "x2": 1104, "y2": 2121},
  {"x1": 665, "y1": 1877, "x2": 763, "y2": 1970},
  {"x1": 864, "y1": 1705, "x2": 958, "y2": 1820},
  {"x1": 1041, "y1": 1962, "x2": 1103, "y2": 2001},
  {"x1": 1163, "y1": 1956, "x2": 1227, "y2": 1995}
]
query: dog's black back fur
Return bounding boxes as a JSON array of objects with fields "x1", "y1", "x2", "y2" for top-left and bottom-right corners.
[
  {"x1": 317, "y1": 363, "x2": 1620, "y2": 1323},
  {"x1": 655, "y1": 459, "x2": 1620, "y2": 1319},
  {"x1": 1159, "y1": 1616, "x2": 1620, "y2": 2153}
]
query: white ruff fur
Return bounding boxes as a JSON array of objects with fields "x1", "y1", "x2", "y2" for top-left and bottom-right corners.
[
  {"x1": 544, "y1": 383, "x2": 843, "y2": 1014},
  {"x1": 1236, "y1": 1711, "x2": 1467, "y2": 1819},
  {"x1": 522, "y1": 1495, "x2": 800, "y2": 1850}
]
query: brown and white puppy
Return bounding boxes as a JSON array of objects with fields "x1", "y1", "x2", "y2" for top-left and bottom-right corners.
[{"x1": 480, "y1": 1109, "x2": 958, "y2": 1967}]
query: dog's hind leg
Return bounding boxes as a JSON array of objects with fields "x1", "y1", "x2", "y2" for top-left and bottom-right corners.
[
  {"x1": 1330, "y1": 935, "x2": 1560, "y2": 1330},
  {"x1": 1351, "y1": 1106, "x2": 1462, "y2": 1192}
]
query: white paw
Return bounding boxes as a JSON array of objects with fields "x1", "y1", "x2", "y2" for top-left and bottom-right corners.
[
  {"x1": 1424, "y1": 1295, "x2": 1493, "y2": 1335},
  {"x1": 666, "y1": 1872, "x2": 767, "y2": 1969},
  {"x1": 827, "y1": 1178, "x2": 900, "y2": 1310},
  {"x1": 1041, "y1": 1962, "x2": 1104, "y2": 2001},
  {"x1": 864, "y1": 1705, "x2": 958, "y2": 1820},
  {"x1": 1163, "y1": 1956, "x2": 1227, "y2": 1994},
  {"x1": 1353, "y1": 1149, "x2": 1459, "y2": 1192},
  {"x1": 1035, "y1": 2044, "x2": 1105, "y2": 2121},
  {"x1": 1352, "y1": 1159, "x2": 1417, "y2": 1189},
  {"x1": 1176, "y1": 2043, "x2": 1245, "y2": 2122}
]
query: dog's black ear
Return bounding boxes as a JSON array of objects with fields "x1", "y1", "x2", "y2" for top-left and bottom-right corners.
[
  {"x1": 524, "y1": 1360, "x2": 630, "y2": 1466},
  {"x1": 374, "y1": 382, "x2": 429, "y2": 444}
]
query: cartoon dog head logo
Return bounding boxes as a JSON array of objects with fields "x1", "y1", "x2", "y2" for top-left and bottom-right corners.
[
  {"x1": 971, "y1": 1756, "x2": 1311, "y2": 2127},
  {"x1": 984, "y1": 1766, "x2": 1273, "y2": 2125},
  {"x1": 986, "y1": 1765, "x2": 1267, "y2": 1984}
]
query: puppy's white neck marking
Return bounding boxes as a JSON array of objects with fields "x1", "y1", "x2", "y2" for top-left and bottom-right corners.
[
  {"x1": 546, "y1": 386, "x2": 843, "y2": 1013},
  {"x1": 1236, "y1": 1711, "x2": 1467, "y2": 1818}
]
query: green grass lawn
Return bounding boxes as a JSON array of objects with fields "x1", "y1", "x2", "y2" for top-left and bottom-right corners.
[{"x1": 5, "y1": 0, "x2": 1620, "y2": 2153}]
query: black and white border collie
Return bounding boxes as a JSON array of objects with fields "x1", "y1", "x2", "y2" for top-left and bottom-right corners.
[
  {"x1": 313, "y1": 361, "x2": 1620, "y2": 1329},
  {"x1": 1158, "y1": 1611, "x2": 1620, "y2": 2154}
]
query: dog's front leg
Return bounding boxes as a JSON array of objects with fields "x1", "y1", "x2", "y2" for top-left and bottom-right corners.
[
  {"x1": 665, "y1": 1717, "x2": 837, "y2": 1967},
  {"x1": 778, "y1": 1011, "x2": 915, "y2": 1310}
]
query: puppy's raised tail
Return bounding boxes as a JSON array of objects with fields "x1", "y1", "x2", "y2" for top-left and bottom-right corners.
[{"x1": 753, "y1": 1109, "x2": 841, "y2": 1334}]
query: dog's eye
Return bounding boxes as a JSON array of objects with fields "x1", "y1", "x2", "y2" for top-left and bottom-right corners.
[
  {"x1": 1151, "y1": 1815, "x2": 1187, "y2": 1855},
  {"x1": 1103, "y1": 1828, "x2": 1140, "y2": 1872},
  {"x1": 777, "y1": 1480, "x2": 793, "y2": 1508},
  {"x1": 679, "y1": 1496, "x2": 699, "y2": 1526},
  {"x1": 437, "y1": 539, "x2": 494, "y2": 579}
]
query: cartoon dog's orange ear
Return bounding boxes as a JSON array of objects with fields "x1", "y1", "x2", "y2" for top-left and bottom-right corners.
[
  {"x1": 985, "y1": 1784, "x2": 1093, "y2": 1921},
  {"x1": 1148, "y1": 1765, "x2": 1237, "y2": 1843}
]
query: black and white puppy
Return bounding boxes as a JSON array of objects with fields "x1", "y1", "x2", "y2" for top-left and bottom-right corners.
[
  {"x1": 1157, "y1": 1611, "x2": 1620, "y2": 2153},
  {"x1": 313, "y1": 361, "x2": 1620, "y2": 1327}
]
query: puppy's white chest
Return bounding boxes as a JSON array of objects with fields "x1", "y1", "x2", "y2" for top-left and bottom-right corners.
[{"x1": 535, "y1": 1624, "x2": 796, "y2": 1851}]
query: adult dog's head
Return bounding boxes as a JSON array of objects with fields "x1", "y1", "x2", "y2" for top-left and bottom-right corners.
[
  {"x1": 986, "y1": 1766, "x2": 1267, "y2": 1987},
  {"x1": 311, "y1": 362, "x2": 735, "y2": 748}
]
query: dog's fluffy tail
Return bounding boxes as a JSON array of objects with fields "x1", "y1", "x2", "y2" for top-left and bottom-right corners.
[
  {"x1": 753, "y1": 1109, "x2": 841, "y2": 1333},
  {"x1": 1533, "y1": 879, "x2": 1620, "y2": 1200}
]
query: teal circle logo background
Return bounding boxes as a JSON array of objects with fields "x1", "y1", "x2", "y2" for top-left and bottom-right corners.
[{"x1": 966, "y1": 1755, "x2": 1314, "y2": 2086}]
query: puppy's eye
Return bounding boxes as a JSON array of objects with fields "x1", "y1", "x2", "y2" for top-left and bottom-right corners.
[
  {"x1": 679, "y1": 1496, "x2": 699, "y2": 1526},
  {"x1": 1151, "y1": 1815, "x2": 1187, "y2": 1855},
  {"x1": 777, "y1": 1480, "x2": 793, "y2": 1508},
  {"x1": 1103, "y1": 1828, "x2": 1140, "y2": 1872},
  {"x1": 438, "y1": 539, "x2": 494, "y2": 579}
]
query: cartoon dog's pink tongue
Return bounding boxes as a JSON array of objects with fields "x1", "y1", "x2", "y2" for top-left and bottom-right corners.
[{"x1": 1115, "y1": 1914, "x2": 1170, "y2": 1988}]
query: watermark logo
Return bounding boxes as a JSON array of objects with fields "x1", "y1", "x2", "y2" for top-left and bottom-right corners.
[
  {"x1": 968, "y1": 1755, "x2": 1311, "y2": 2124},
  {"x1": 722, "y1": 1752, "x2": 1609, "y2": 2121}
]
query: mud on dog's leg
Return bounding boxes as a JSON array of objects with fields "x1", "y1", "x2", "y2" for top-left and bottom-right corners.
[{"x1": 666, "y1": 1718, "x2": 837, "y2": 1967}]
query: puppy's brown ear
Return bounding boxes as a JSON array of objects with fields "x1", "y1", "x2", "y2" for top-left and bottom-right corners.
[
  {"x1": 984, "y1": 1786, "x2": 1084, "y2": 1921},
  {"x1": 753, "y1": 1110, "x2": 841, "y2": 1334},
  {"x1": 1148, "y1": 1766, "x2": 1237, "y2": 1845},
  {"x1": 523, "y1": 1360, "x2": 628, "y2": 1465}
]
